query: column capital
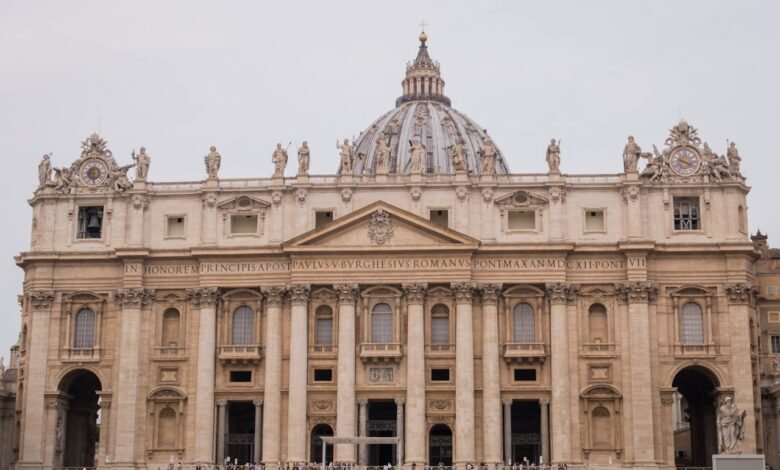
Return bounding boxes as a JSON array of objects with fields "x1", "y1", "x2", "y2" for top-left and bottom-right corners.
[
  {"x1": 287, "y1": 284, "x2": 311, "y2": 305},
  {"x1": 545, "y1": 283, "x2": 579, "y2": 305},
  {"x1": 395, "y1": 397, "x2": 406, "y2": 406},
  {"x1": 217, "y1": 400, "x2": 227, "y2": 407},
  {"x1": 725, "y1": 283, "x2": 758, "y2": 305},
  {"x1": 253, "y1": 400, "x2": 264, "y2": 407},
  {"x1": 479, "y1": 283, "x2": 503, "y2": 305},
  {"x1": 402, "y1": 283, "x2": 428, "y2": 305},
  {"x1": 451, "y1": 281, "x2": 478, "y2": 304},
  {"x1": 28, "y1": 290, "x2": 55, "y2": 309},
  {"x1": 615, "y1": 282, "x2": 657, "y2": 303},
  {"x1": 358, "y1": 399, "x2": 369, "y2": 407},
  {"x1": 262, "y1": 286, "x2": 286, "y2": 306},
  {"x1": 187, "y1": 287, "x2": 221, "y2": 307},
  {"x1": 539, "y1": 397, "x2": 550, "y2": 406},
  {"x1": 115, "y1": 287, "x2": 155, "y2": 308},
  {"x1": 502, "y1": 398, "x2": 513, "y2": 406},
  {"x1": 334, "y1": 283, "x2": 359, "y2": 303}
]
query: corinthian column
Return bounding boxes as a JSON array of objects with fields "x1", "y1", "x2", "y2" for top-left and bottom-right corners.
[
  {"x1": 480, "y1": 284, "x2": 503, "y2": 466},
  {"x1": 616, "y1": 282, "x2": 658, "y2": 463},
  {"x1": 287, "y1": 284, "x2": 311, "y2": 462},
  {"x1": 189, "y1": 287, "x2": 220, "y2": 463},
  {"x1": 452, "y1": 282, "x2": 477, "y2": 465},
  {"x1": 546, "y1": 283, "x2": 575, "y2": 463},
  {"x1": 334, "y1": 284, "x2": 359, "y2": 463},
  {"x1": 114, "y1": 287, "x2": 154, "y2": 465},
  {"x1": 262, "y1": 286, "x2": 285, "y2": 463},
  {"x1": 402, "y1": 282, "x2": 427, "y2": 466}
]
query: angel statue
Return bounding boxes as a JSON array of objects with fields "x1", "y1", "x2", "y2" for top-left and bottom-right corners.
[{"x1": 110, "y1": 163, "x2": 135, "y2": 192}]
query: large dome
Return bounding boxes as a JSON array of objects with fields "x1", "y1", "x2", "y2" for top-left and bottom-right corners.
[{"x1": 348, "y1": 34, "x2": 510, "y2": 176}]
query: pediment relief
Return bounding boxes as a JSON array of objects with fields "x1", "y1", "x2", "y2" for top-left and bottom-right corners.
[
  {"x1": 494, "y1": 191, "x2": 549, "y2": 209},
  {"x1": 312, "y1": 287, "x2": 337, "y2": 301},
  {"x1": 503, "y1": 284, "x2": 545, "y2": 298},
  {"x1": 283, "y1": 201, "x2": 479, "y2": 251},
  {"x1": 581, "y1": 384, "x2": 622, "y2": 399},
  {"x1": 63, "y1": 291, "x2": 104, "y2": 303},
  {"x1": 217, "y1": 195, "x2": 270, "y2": 212},
  {"x1": 669, "y1": 285, "x2": 713, "y2": 297},
  {"x1": 222, "y1": 288, "x2": 262, "y2": 301},
  {"x1": 155, "y1": 291, "x2": 188, "y2": 304},
  {"x1": 147, "y1": 386, "x2": 187, "y2": 401},
  {"x1": 362, "y1": 286, "x2": 403, "y2": 298},
  {"x1": 580, "y1": 286, "x2": 616, "y2": 298}
]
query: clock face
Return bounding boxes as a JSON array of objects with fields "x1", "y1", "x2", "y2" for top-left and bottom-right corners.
[
  {"x1": 669, "y1": 147, "x2": 701, "y2": 177},
  {"x1": 80, "y1": 158, "x2": 108, "y2": 186}
]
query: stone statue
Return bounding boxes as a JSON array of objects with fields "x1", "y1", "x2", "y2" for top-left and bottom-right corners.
[
  {"x1": 408, "y1": 138, "x2": 426, "y2": 175},
  {"x1": 133, "y1": 147, "x2": 151, "y2": 181},
  {"x1": 0, "y1": 356, "x2": 5, "y2": 378},
  {"x1": 110, "y1": 163, "x2": 135, "y2": 192},
  {"x1": 727, "y1": 142, "x2": 742, "y2": 175},
  {"x1": 205, "y1": 146, "x2": 221, "y2": 179},
  {"x1": 272, "y1": 143, "x2": 288, "y2": 178},
  {"x1": 297, "y1": 141, "x2": 310, "y2": 175},
  {"x1": 337, "y1": 138, "x2": 354, "y2": 174},
  {"x1": 375, "y1": 133, "x2": 391, "y2": 174},
  {"x1": 717, "y1": 396, "x2": 747, "y2": 454},
  {"x1": 546, "y1": 138, "x2": 561, "y2": 174},
  {"x1": 38, "y1": 154, "x2": 52, "y2": 188},
  {"x1": 447, "y1": 139, "x2": 467, "y2": 172},
  {"x1": 623, "y1": 136, "x2": 642, "y2": 173},
  {"x1": 53, "y1": 167, "x2": 73, "y2": 193},
  {"x1": 642, "y1": 145, "x2": 666, "y2": 182},
  {"x1": 704, "y1": 143, "x2": 731, "y2": 182},
  {"x1": 479, "y1": 138, "x2": 497, "y2": 175}
]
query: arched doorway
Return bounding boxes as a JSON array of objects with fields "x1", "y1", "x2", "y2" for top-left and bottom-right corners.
[
  {"x1": 672, "y1": 366, "x2": 719, "y2": 467},
  {"x1": 59, "y1": 369, "x2": 102, "y2": 468},
  {"x1": 428, "y1": 424, "x2": 452, "y2": 466},
  {"x1": 311, "y1": 424, "x2": 334, "y2": 463}
]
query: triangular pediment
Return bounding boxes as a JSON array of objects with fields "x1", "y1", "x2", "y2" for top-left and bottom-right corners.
[{"x1": 282, "y1": 201, "x2": 479, "y2": 252}]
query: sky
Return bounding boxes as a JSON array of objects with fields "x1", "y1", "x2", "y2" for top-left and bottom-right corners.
[{"x1": 0, "y1": 0, "x2": 779, "y2": 356}]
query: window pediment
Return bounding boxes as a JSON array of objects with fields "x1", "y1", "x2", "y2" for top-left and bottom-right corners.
[
  {"x1": 494, "y1": 190, "x2": 549, "y2": 209},
  {"x1": 581, "y1": 384, "x2": 622, "y2": 399},
  {"x1": 217, "y1": 195, "x2": 270, "y2": 212}
]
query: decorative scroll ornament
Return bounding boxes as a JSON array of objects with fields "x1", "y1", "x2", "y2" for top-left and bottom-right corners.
[
  {"x1": 725, "y1": 283, "x2": 758, "y2": 304},
  {"x1": 28, "y1": 291, "x2": 55, "y2": 309},
  {"x1": 368, "y1": 209, "x2": 394, "y2": 245},
  {"x1": 479, "y1": 283, "x2": 503, "y2": 305},
  {"x1": 115, "y1": 288, "x2": 154, "y2": 307},
  {"x1": 546, "y1": 283, "x2": 579, "y2": 304},
  {"x1": 187, "y1": 287, "x2": 220, "y2": 307},
  {"x1": 286, "y1": 284, "x2": 311, "y2": 304},
  {"x1": 402, "y1": 282, "x2": 428, "y2": 304},
  {"x1": 615, "y1": 282, "x2": 658, "y2": 303}
]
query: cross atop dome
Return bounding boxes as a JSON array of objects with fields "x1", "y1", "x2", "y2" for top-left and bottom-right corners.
[{"x1": 396, "y1": 31, "x2": 451, "y2": 107}]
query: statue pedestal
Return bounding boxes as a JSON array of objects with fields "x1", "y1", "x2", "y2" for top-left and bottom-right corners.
[
  {"x1": 133, "y1": 181, "x2": 147, "y2": 190},
  {"x1": 272, "y1": 176, "x2": 285, "y2": 185},
  {"x1": 455, "y1": 170, "x2": 468, "y2": 182},
  {"x1": 547, "y1": 172, "x2": 561, "y2": 182},
  {"x1": 339, "y1": 175, "x2": 353, "y2": 184},
  {"x1": 480, "y1": 174, "x2": 495, "y2": 183},
  {"x1": 624, "y1": 172, "x2": 639, "y2": 182},
  {"x1": 296, "y1": 175, "x2": 309, "y2": 184},
  {"x1": 204, "y1": 178, "x2": 219, "y2": 189},
  {"x1": 376, "y1": 174, "x2": 388, "y2": 183},
  {"x1": 410, "y1": 174, "x2": 422, "y2": 183},
  {"x1": 713, "y1": 454, "x2": 764, "y2": 470}
]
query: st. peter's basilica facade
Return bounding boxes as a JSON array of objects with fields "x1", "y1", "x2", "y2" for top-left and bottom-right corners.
[{"x1": 7, "y1": 33, "x2": 760, "y2": 470}]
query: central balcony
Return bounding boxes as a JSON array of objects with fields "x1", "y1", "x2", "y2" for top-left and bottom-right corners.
[
  {"x1": 62, "y1": 347, "x2": 101, "y2": 363},
  {"x1": 218, "y1": 345, "x2": 264, "y2": 365},
  {"x1": 359, "y1": 342, "x2": 403, "y2": 363},
  {"x1": 503, "y1": 342, "x2": 547, "y2": 364}
]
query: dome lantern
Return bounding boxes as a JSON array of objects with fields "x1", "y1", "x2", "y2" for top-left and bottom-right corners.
[{"x1": 396, "y1": 33, "x2": 451, "y2": 107}]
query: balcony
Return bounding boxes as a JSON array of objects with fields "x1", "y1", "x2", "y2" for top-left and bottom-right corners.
[
  {"x1": 62, "y1": 347, "x2": 100, "y2": 363},
  {"x1": 425, "y1": 343, "x2": 455, "y2": 358},
  {"x1": 673, "y1": 343, "x2": 718, "y2": 358},
  {"x1": 152, "y1": 347, "x2": 186, "y2": 361},
  {"x1": 359, "y1": 342, "x2": 403, "y2": 363},
  {"x1": 580, "y1": 343, "x2": 618, "y2": 358},
  {"x1": 503, "y1": 342, "x2": 547, "y2": 364},
  {"x1": 218, "y1": 345, "x2": 263, "y2": 365},
  {"x1": 309, "y1": 344, "x2": 338, "y2": 358}
]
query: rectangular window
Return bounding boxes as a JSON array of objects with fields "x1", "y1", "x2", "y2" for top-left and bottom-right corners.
[
  {"x1": 514, "y1": 368, "x2": 537, "y2": 382},
  {"x1": 315, "y1": 210, "x2": 334, "y2": 228},
  {"x1": 584, "y1": 210, "x2": 605, "y2": 232},
  {"x1": 313, "y1": 368, "x2": 333, "y2": 382},
  {"x1": 772, "y1": 336, "x2": 780, "y2": 354},
  {"x1": 229, "y1": 370, "x2": 252, "y2": 383},
  {"x1": 673, "y1": 197, "x2": 700, "y2": 231},
  {"x1": 316, "y1": 318, "x2": 333, "y2": 345},
  {"x1": 431, "y1": 368, "x2": 450, "y2": 382},
  {"x1": 230, "y1": 214, "x2": 258, "y2": 234},
  {"x1": 166, "y1": 216, "x2": 185, "y2": 238},
  {"x1": 77, "y1": 206, "x2": 103, "y2": 239},
  {"x1": 429, "y1": 209, "x2": 449, "y2": 228},
  {"x1": 507, "y1": 210, "x2": 535, "y2": 231},
  {"x1": 431, "y1": 316, "x2": 449, "y2": 344}
]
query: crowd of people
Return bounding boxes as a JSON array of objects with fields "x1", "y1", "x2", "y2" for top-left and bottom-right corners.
[{"x1": 166, "y1": 461, "x2": 572, "y2": 470}]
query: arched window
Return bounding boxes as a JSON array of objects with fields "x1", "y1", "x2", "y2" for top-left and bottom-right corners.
[
  {"x1": 588, "y1": 304, "x2": 608, "y2": 344},
  {"x1": 371, "y1": 303, "x2": 393, "y2": 343},
  {"x1": 74, "y1": 308, "x2": 95, "y2": 348},
  {"x1": 591, "y1": 406, "x2": 612, "y2": 448},
  {"x1": 232, "y1": 306, "x2": 255, "y2": 345},
  {"x1": 680, "y1": 302, "x2": 704, "y2": 345},
  {"x1": 431, "y1": 304, "x2": 450, "y2": 344},
  {"x1": 738, "y1": 205, "x2": 746, "y2": 233},
  {"x1": 315, "y1": 305, "x2": 334, "y2": 346},
  {"x1": 162, "y1": 308, "x2": 180, "y2": 348},
  {"x1": 157, "y1": 407, "x2": 177, "y2": 448},
  {"x1": 512, "y1": 303, "x2": 535, "y2": 343}
]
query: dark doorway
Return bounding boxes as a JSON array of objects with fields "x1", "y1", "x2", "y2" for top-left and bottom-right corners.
[
  {"x1": 60, "y1": 370, "x2": 102, "y2": 468},
  {"x1": 368, "y1": 401, "x2": 397, "y2": 466},
  {"x1": 226, "y1": 402, "x2": 255, "y2": 464},
  {"x1": 672, "y1": 366, "x2": 719, "y2": 467},
  {"x1": 311, "y1": 424, "x2": 334, "y2": 463},
  {"x1": 511, "y1": 400, "x2": 541, "y2": 465},
  {"x1": 428, "y1": 424, "x2": 453, "y2": 465}
]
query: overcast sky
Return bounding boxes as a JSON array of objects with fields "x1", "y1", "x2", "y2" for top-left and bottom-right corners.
[{"x1": 0, "y1": 0, "x2": 778, "y2": 356}]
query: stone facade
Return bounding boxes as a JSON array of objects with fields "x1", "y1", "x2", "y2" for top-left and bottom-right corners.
[{"x1": 11, "y1": 33, "x2": 761, "y2": 470}]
